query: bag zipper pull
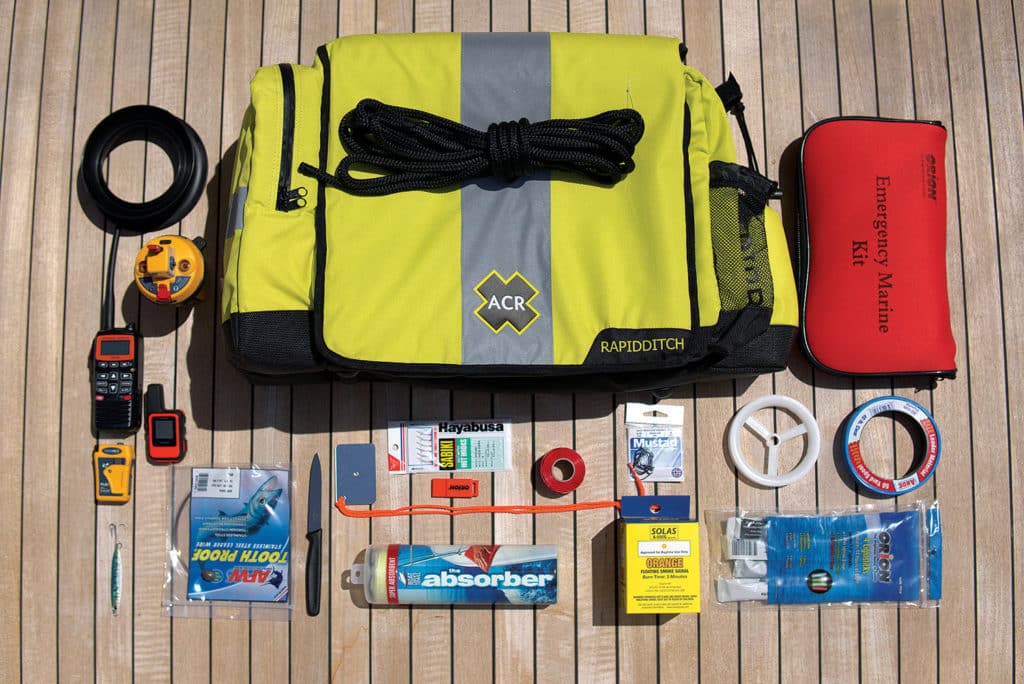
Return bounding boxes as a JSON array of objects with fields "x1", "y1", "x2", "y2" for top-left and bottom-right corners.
[{"x1": 277, "y1": 185, "x2": 307, "y2": 211}]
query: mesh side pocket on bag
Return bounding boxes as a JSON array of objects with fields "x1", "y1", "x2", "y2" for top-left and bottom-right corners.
[{"x1": 709, "y1": 160, "x2": 778, "y2": 313}]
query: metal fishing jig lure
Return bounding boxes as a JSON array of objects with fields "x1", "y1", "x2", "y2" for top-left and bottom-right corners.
[{"x1": 110, "y1": 523, "x2": 127, "y2": 616}]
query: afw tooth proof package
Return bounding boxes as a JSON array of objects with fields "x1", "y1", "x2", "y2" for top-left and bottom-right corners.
[{"x1": 163, "y1": 464, "x2": 294, "y2": 620}]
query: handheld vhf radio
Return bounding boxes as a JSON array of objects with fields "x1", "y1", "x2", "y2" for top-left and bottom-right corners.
[{"x1": 92, "y1": 326, "x2": 142, "y2": 432}]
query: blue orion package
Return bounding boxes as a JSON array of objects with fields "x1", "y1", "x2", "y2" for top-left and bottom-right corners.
[{"x1": 712, "y1": 501, "x2": 942, "y2": 607}]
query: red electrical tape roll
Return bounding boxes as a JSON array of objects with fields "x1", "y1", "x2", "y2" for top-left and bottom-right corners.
[{"x1": 538, "y1": 448, "x2": 586, "y2": 495}]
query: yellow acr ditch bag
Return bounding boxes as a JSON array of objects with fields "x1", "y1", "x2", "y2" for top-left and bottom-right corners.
[{"x1": 223, "y1": 33, "x2": 798, "y2": 390}]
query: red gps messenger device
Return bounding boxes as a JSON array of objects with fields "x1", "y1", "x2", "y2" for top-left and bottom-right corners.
[{"x1": 145, "y1": 384, "x2": 186, "y2": 463}]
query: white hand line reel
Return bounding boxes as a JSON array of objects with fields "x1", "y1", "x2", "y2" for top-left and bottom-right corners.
[{"x1": 728, "y1": 395, "x2": 820, "y2": 488}]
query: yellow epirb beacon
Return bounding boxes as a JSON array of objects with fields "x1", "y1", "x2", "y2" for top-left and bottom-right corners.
[{"x1": 134, "y1": 235, "x2": 206, "y2": 305}]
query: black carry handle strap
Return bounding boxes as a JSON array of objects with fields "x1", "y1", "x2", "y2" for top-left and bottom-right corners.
[
  {"x1": 715, "y1": 74, "x2": 760, "y2": 173},
  {"x1": 715, "y1": 74, "x2": 783, "y2": 200}
]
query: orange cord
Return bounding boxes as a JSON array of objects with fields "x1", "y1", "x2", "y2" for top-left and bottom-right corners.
[
  {"x1": 333, "y1": 454, "x2": 647, "y2": 518},
  {"x1": 335, "y1": 497, "x2": 620, "y2": 517},
  {"x1": 335, "y1": 461, "x2": 648, "y2": 518},
  {"x1": 626, "y1": 462, "x2": 646, "y2": 497}
]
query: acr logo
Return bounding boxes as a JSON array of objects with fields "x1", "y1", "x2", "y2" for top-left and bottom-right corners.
[{"x1": 473, "y1": 270, "x2": 540, "y2": 334}]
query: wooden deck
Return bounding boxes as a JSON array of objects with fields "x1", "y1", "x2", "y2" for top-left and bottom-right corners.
[{"x1": 1, "y1": 0, "x2": 1021, "y2": 681}]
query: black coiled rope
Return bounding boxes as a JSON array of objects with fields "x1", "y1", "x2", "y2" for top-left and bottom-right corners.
[{"x1": 298, "y1": 98, "x2": 644, "y2": 196}]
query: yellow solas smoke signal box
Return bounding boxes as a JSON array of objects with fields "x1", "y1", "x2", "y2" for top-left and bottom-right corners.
[{"x1": 619, "y1": 496, "x2": 700, "y2": 614}]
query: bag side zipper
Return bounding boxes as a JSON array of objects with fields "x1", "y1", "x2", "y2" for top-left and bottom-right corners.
[
  {"x1": 276, "y1": 63, "x2": 307, "y2": 211},
  {"x1": 682, "y1": 102, "x2": 699, "y2": 330}
]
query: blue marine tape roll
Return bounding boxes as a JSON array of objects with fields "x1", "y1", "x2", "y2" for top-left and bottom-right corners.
[{"x1": 842, "y1": 396, "x2": 941, "y2": 495}]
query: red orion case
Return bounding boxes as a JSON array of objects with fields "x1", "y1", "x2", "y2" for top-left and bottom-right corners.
[{"x1": 798, "y1": 117, "x2": 956, "y2": 379}]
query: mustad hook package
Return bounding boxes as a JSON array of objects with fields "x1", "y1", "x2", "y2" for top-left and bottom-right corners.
[
  {"x1": 624, "y1": 403, "x2": 685, "y2": 482},
  {"x1": 708, "y1": 501, "x2": 941, "y2": 607}
]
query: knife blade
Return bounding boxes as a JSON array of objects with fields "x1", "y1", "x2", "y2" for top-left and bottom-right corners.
[{"x1": 305, "y1": 453, "x2": 322, "y2": 616}]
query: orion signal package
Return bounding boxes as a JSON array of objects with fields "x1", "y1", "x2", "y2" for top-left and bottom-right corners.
[{"x1": 708, "y1": 501, "x2": 942, "y2": 607}]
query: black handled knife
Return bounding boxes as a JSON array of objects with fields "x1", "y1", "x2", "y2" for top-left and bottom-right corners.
[{"x1": 306, "y1": 453, "x2": 322, "y2": 616}]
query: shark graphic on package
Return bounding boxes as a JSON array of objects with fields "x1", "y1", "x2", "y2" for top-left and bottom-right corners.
[{"x1": 187, "y1": 467, "x2": 291, "y2": 603}]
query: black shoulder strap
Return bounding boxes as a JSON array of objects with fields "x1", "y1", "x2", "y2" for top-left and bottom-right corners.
[{"x1": 715, "y1": 73, "x2": 782, "y2": 200}]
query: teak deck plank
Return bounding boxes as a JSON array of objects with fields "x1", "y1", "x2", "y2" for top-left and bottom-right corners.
[{"x1": 1, "y1": 1, "x2": 1020, "y2": 682}]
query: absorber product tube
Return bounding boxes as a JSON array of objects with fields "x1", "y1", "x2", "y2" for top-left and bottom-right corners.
[{"x1": 358, "y1": 544, "x2": 557, "y2": 605}]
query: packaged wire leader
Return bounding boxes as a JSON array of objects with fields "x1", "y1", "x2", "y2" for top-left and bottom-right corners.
[
  {"x1": 162, "y1": 463, "x2": 294, "y2": 620},
  {"x1": 387, "y1": 420, "x2": 513, "y2": 474},
  {"x1": 708, "y1": 501, "x2": 942, "y2": 607},
  {"x1": 624, "y1": 403, "x2": 684, "y2": 482},
  {"x1": 352, "y1": 544, "x2": 557, "y2": 605}
]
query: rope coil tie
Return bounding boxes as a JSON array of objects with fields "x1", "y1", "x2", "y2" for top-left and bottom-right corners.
[{"x1": 486, "y1": 119, "x2": 532, "y2": 180}]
